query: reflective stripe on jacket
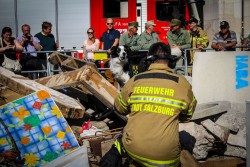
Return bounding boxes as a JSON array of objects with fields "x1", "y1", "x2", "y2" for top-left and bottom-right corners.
[{"x1": 114, "y1": 63, "x2": 197, "y2": 165}]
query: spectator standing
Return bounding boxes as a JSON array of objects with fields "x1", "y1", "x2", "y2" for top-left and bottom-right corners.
[
  {"x1": 35, "y1": 21, "x2": 57, "y2": 76},
  {"x1": 101, "y1": 18, "x2": 120, "y2": 53},
  {"x1": 0, "y1": 27, "x2": 23, "y2": 72},
  {"x1": 137, "y1": 20, "x2": 160, "y2": 50},
  {"x1": 188, "y1": 17, "x2": 209, "y2": 65},
  {"x1": 17, "y1": 24, "x2": 42, "y2": 79},
  {"x1": 119, "y1": 21, "x2": 141, "y2": 51},
  {"x1": 101, "y1": 42, "x2": 197, "y2": 167},
  {"x1": 82, "y1": 28, "x2": 100, "y2": 62},
  {"x1": 211, "y1": 21, "x2": 237, "y2": 51}
]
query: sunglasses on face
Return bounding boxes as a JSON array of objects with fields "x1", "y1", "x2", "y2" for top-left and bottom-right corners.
[
  {"x1": 107, "y1": 23, "x2": 114, "y2": 25},
  {"x1": 87, "y1": 32, "x2": 94, "y2": 34}
]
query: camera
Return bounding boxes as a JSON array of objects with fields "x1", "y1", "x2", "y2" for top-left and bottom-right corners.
[{"x1": 25, "y1": 33, "x2": 31, "y2": 40}]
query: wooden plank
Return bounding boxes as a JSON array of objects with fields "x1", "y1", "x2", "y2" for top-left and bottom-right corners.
[
  {"x1": 36, "y1": 65, "x2": 120, "y2": 108},
  {"x1": 49, "y1": 52, "x2": 97, "y2": 71},
  {"x1": 180, "y1": 150, "x2": 200, "y2": 167},
  {"x1": 0, "y1": 67, "x2": 85, "y2": 119},
  {"x1": 0, "y1": 85, "x2": 24, "y2": 105},
  {"x1": 200, "y1": 157, "x2": 245, "y2": 167}
]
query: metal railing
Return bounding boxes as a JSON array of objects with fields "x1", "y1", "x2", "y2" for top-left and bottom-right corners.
[
  {"x1": 19, "y1": 50, "x2": 80, "y2": 77},
  {"x1": 2, "y1": 47, "x2": 249, "y2": 79}
]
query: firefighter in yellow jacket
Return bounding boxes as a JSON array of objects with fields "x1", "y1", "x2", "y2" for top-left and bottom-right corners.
[
  {"x1": 188, "y1": 17, "x2": 209, "y2": 65},
  {"x1": 112, "y1": 42, "x2": 197, "y2": 167}
]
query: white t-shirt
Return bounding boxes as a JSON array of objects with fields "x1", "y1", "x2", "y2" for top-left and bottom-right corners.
[{"x1": 83, "y1": 39, "x2": 100, "y2": 59}]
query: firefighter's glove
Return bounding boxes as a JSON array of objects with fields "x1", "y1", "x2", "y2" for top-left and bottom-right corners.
[{"x1": 99, "y1": 144, "x2": 122, "y2": 167}]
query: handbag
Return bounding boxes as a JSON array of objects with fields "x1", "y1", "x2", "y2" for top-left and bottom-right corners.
[
  {"x1": 0, "y1": 37, "x2": 22, "y2": 73},
  {"x1": 2, "y1": 55, "x2": 22, "y2": 73}
]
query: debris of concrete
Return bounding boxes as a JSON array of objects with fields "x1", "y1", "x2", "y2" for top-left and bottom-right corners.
[
  {"x1": 179, "y1": 122, "x2": 215, "y2": 159},
  {"x1": 180, "y1": 101, "x2": 246, "y2": 160},
  {"x1": 224, "y1": 144, "x2": 246, "y2": 159},
  {"x1": 201, "y1": 119, "x2": 229, "y2": 143},
  {"x1": 191, "y1": 101, "x2": 230, "y2": 120},
  {"x1": 227, "y1": 133, "x2": 246, "y2": 148},
  {"x1": 215, "y1": 102, "x2": 246, "y2": 132}
]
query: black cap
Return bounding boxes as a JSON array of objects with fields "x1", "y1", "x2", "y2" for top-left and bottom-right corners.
[
  {"x1": 220, "y1": 21, "x2": 229, "y2": 29},
  {"x1": 189, "y1": 17, "x2": 198, "y2": 24}
]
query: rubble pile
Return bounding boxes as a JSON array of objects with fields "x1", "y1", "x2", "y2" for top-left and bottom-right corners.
[
  {"x1": 180, "y1": 101, "x2": 246, "y2": 160},
  {"x1": 0, "y1": 52, "x2": 246, "y2": 166}
]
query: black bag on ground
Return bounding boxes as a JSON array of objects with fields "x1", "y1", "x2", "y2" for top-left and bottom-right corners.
[{"x1": 99, "y1": 144, "x2": 122, "y2": 167}]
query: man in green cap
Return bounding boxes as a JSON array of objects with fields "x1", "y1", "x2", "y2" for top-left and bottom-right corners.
[
  {"x1": 137, "y1": 20, "x2": 160, "y2": 50},
  {"x1": 119, "y1": 21, "x2": 141, "y2": 51},
  {"x1": 167, "y1": 19, "x2": 191, "y2": 50},
  {"x1": 167, "y1": 19, "x2": 190, "y2": 69}
]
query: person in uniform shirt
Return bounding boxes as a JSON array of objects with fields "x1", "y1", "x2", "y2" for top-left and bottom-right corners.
[
  {"x1": 211, "y1": 21, "x2": 237, "y2": 51},
  {"x1": 188, "y1": 17, "x2": 209, "y2": 65},
  {"x1": 137, "y1": 20, "x2": 160, "y2": 50},
  {"x1": 167, "y1": 19, "x2": 191, "y2": 50},
  {"x1": 101, "y1": 42, "x2": 197, "y2": 167},
  {"x1": 119, "y1": 21, "x2": 141, "y2": 51}
]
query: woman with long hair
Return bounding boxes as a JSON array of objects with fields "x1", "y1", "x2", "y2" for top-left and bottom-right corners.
[
  {"x1": 82, "y1": 28, "x2": 100, "y2": 62},
  {"x1": 0, "y1": 27, "x2": 23, "y2": 72}
]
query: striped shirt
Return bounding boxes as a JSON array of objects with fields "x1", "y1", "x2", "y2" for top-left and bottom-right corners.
[{"x1": 212, "y1": 30, "x2": 237, "y2": 51}]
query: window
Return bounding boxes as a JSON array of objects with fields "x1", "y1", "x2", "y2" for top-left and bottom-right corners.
[
  {"x1": 156, "y1": 1, "x2": 183, "y2": 22},
  {"x1": 103, "y1": 0, "x2": 128, "y2": 18}
]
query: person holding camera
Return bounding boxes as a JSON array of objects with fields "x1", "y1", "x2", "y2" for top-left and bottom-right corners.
[
  {"x1": 0, "y1": 27, "x2": 23, "y2": 73},
  {"x1": 17, "y1": 24, "x2": 42, "y2": 79}
]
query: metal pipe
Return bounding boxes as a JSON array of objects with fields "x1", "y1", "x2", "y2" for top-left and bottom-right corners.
[
  {"x1": 14, "y1": 0, "x2": 18, "y2": 36},
  {"x1": 55, "y1": 0, "x2": 59, "y2": 47},
  {"x1": 241, "y1": 0, "x2": 244, "y2": 51}
]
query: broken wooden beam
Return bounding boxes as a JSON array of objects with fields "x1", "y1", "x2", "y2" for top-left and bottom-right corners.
[
  {"x1": 49, "y1": 52, "x2": 97, "y2": 71},
  {"x1": 36, "y1": 65, "x2": 120, "y2": 108},
  {"x1": 0, "y1": 67, "x2": 85, "y2": 119},
  {"x1": 36, "y1": 65, "x2": 128, "y2": 122}
]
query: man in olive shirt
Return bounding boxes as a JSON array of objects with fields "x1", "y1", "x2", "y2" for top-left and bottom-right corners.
[
  {"x1": 167, "y1": 19, "x2": 191, "y2": 68},
  {"x1": 137, "y1": 20, "x2": 160, "y2": 50},
  {"x1": 119, "y1": 21, "x2": 141, "y2": 51},
  {"x1": 167, "y1": 19, "x2": 191, "y2": 50}
]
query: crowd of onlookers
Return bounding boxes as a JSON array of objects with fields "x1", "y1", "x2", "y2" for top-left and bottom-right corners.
[
  {"x1": 0, "y1": 21, "x2": 56, "y2": 79},
  {"x1": 0, "y1": 18, "x2": 250, "y2": 79}
]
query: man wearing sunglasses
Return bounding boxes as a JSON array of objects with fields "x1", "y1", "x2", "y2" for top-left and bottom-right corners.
[
  {"x1": 211, "y1": 21, "x2": 237, "y2": 51},
  {"x1": 101, "y1": 18, "x2": 120, "y2": 53}
]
